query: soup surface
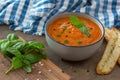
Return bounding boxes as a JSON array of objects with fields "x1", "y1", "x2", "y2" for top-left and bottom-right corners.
[{"x1": 47, "y1": 16, "x2": 102, "y2": 46}]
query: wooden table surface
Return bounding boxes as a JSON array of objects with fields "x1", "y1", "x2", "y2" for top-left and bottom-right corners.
[{"x1": 1, "y1": 25, "x2": 120, "y2": 80}]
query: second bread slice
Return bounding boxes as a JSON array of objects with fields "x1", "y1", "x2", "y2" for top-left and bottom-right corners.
[{"x1": 96, "y1": 29, "x2": 120, "y2": 74}]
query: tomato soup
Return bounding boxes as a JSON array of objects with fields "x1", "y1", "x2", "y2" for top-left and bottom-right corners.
[{"x1": 47, "y1": 16, "x2": 102, "y2": 46}]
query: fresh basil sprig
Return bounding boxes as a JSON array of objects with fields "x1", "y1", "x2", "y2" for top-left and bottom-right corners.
[
  {"x1": 0, "y1": 33, "x2": 47, "y2": 74},
  {"x1": 69, "y1": 15, "x2": 90, "y2": 37}
]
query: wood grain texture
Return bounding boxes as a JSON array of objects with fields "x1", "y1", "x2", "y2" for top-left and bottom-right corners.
[{"x1": 0, "y1": 37, "x2": 71, "y2": 80}]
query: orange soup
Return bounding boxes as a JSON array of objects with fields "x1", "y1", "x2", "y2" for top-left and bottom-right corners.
[{"x1": 47, "y1": 16, "x2": 102, "y2": 46}]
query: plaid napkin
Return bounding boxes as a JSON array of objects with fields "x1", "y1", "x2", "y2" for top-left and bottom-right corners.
[{"x1": 0, "y1": 0, "x2": 120, "y2": 35}]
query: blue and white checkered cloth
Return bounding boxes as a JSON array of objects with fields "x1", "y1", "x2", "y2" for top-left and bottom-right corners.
[{"x1": 0, "y1": 0, "x2": 120, "y2": 35}]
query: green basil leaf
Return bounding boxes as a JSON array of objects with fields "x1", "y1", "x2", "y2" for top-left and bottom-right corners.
[
  {"x1": 1, "y1": 49, "x2": 7, "y2": 55},
  {"x1": 0, "y1": 39, "x2": 8, "y2": 46},
  {"x1": 12, "y1": 57, "x2": 23, "y2": 69},
  {"x1": 70, "y1": 15, "x2": 82, "y2": 26},
  {"x1": 6, "y1": 57, "x2": 23, "y2": 74},
  {"x1": 24, "y1": 53, "x2": 41, "y2": 64},
  {"x1": 6, "y1": 47, "x2": 22, "y2": 58},
  {"x1": 28, "y1": 41, "x2": 44, "y2": 48},
  {"x1": 12, "y1": 42, "x2": 26, "y2": 51},
  {"x1": 0, "y1": 41, "x2": 10, "y2": 55},
  {"x1": 23, "y1": 41, "x2": 45, "y2": 54},
  {"x1": 79, "y1": 26, "x2": 90, "y2": 37},
  {"x1": 22, "y1": 59, "x2": 32, "y2": 73},
  {"x1": 69, "y1": 15, "x2": 90, "y2": 37},
  {"x1": 0, "y1": 40, "x2": 21, "y2": 50},
  {"x1": 6, "y1": 33, "x2": 19, "y2": 40},
  {"x1": 0, "y1": 33, "x2": 47, "y2": 74},
  {"x1": 0, "y1": 41, "x2": 10, "y2": 50},
  {"x1": 0, "y1": 40, "x2": 21, "y2": 56},
  {"x1": 9, "y1": 40, "x2": 21, "y2": 46},
  {"x1": 0, "y1": 40, "x2": 8, "y2": 54},
  {"x1": 23, "y1": 64, "x2": 32, "y2": 73},
  {"x1": 23, "y1": 59, "x2": 31, "y2": 65},
  {"x1": 38, "y1": 49, "x2": 47, "y2": 59}
]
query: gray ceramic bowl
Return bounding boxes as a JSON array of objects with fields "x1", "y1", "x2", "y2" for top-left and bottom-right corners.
[{"x1": 45, "y1": 12, "x2": 104, "y2": 61}]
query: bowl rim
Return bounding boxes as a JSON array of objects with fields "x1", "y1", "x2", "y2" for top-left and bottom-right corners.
[{"x1": 45, "y1": 12, "x2": 105, "y2": 47}]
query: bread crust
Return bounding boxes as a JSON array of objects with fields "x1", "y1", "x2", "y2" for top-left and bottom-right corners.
[
  {"x1": 96, "y1": 28, "x2": 120, "y2": 74},
  {"x1": 104, "y1": 28, "x2": 120, "y2": 65}
]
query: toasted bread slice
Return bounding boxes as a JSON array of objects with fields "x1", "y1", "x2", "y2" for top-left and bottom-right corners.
[
  {"x1": 104, "y1": 28, "x2": 120, "y2": 40},
  {"x1": 96, "y1": 29, "x2": 120, "y2": 74},
  {"x1": 104, "y1": 28, "x2": 120, "y2": 65},
  {"x1": 104, "y1": 28, "x2": 112, "y2": 41}
]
